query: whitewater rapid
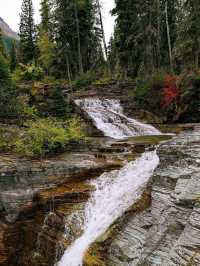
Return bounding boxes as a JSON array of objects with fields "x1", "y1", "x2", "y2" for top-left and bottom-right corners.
[
  {"x1": 75, "y1": 98, "x2": 161, "y2": 139},
  {"x1": 57, "y1": 98, "x2": 160, "y2": 266},
  {"x1": 58, "y1": 151, "x2": 159, "y2": 266}
]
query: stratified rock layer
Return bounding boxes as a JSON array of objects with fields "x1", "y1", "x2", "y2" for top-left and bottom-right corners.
[
  {"x1": 1, "y1": 125, "x2": 200, "y2": 266},
  {"x1": 0, "y1": 151, "x2": 122, "y2": 266},
  {"x1": 102, "y1": 126, "x2": 200, "y2": 266}
]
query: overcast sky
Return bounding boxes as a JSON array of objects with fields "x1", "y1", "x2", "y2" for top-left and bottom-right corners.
[{"x1": 0, "y1": 0, "x2": 115, "y2": 43}]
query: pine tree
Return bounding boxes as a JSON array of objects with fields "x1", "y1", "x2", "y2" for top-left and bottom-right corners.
[
  {"x1": 107, "y1": 33, "x2": 119, "y2": 74},
  {"x1": 54, "y1": 0, "x2": 103, "y2": 78},
  {"x1": 0, "y1": 28, "x2": 7, "y2": 58},
  {"x1": 159, "y1": 0, "x2": 178, "y2": 70},
  {"x1": 10, "y1": 42, "x2": 17, "y2": 72},
  {"x1": 175, "y1": 0, "x2": 200, "y2": 71},
  {"x1": 112, "y1": 0, "x2": 181, "y2": 77},
  {"x1": 0, "y1": 28, "x2": 19, "y2": 120},
  {"x1": 40, "y1": 0, "x2": 52, "y2": 35},
  {"x1": 0, "y1": 28, "x2": 4, "y2": 54},
  {"x1": 38, "y1": 0, "x2": 55, "y2": 73},
  {"x1": 112, "y1": 0, "x2": 147, "y2": 77},
  {"x1": 0, "y1": 52, "x2": 9, "y2": 80},
  {"x1": 96, "y1": 0, "x2": 108, "y2": 59},
  {"x1": 74, "y1": 0, "x2": 83, "y2": 74},
  {"x1": 19, "y1": 0, "x2": 36, "y2": 63},
  {"x1": 0, "y1": 28, "x2": 9, "y2": 79},
  {"x1": 37, "y1": 33, "x2": 55, "y2": 74}
]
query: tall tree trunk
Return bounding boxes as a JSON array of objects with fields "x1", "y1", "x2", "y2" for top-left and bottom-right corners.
[
  {"x1": 165, "y1": 0, "x2": 173, "y2": 72},
  {"x1": 194, "y1": 47, "x2": 199, "y2": 71},
  {"x1": 149, "y1": 3, "x2": 154, "y2": 73},
  {"x1": 194, "y1": 1, "x2": 199, "y2": 71},
  {"x1": 74, "y1": 2, "x2": 83, "y2": 75},
  {"x1": 66, "y1": 52, "x2": 72, "y2": 86},
  {"x1": 146, "y1": 2, "x2": 154, "y2": 74},
  {"x1": 156, "y1": 0, "x2": 161, "y2": 68},
  {"x1": 96, "y1": 0, "x2": 108, "y2": 60}
]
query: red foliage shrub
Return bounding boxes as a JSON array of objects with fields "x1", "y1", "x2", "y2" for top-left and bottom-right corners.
[{"x1": 162, "y1": 74, "x2": 179, "y2": 107}]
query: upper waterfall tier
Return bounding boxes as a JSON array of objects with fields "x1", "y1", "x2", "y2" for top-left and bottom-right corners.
[{"x1": 76, "y1": 98, "x2": 161, "y2": 139}]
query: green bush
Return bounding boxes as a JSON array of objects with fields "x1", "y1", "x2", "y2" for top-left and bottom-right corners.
[
  {"x1": 0, "y1": 126, "x2": 20, "y2": 151},
  {"x1": 0, "y1": 52, "x2": 9, "y2": 80},
  {"x1": 17, "y1": 95, "x2": 38, "y2": 119},
  {"x1": 72, "y1": 70, "x2": 97, "y2": 89},
  {"x1": 14, "y1": 117, "x2": 85, "y2": 157},
  {"x1": 67, "y1": 117, "x2": 86, "y2": 141},
  {"x1": 132, "y1": 71, "x2": 200, "y2": 122},
  {"x1": 178, "y1": 73, "x2": 200, "y2": 122},
  {"x1": 30, "y1": 83, "x2": 72, "y2": 118},
  {"x1": 0, "y1": 51, "x2": 22, "y2": 121},
  {"x1": 0, "y1": 80, "x2": 21, "y2": 120},
  {"x1": 12, "y1": 63, "x2": 44, "y2": 82},
  {"x1": 93, "y1": 76, "x2": 115, "y2": 86},
  {"x1": 0, "y1": 128, "x2": 7, "y2": 150},
  {"x1": 132, "y1": 72, "x2": 165, "y2": 115}
]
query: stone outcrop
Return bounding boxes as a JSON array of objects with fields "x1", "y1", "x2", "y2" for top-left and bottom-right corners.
[
  {"x1": 1, "y1": 114, "x2": 199, "y2": 266},
  {"x1": 92, "y1": 126, "x2": 200, "y2": 266},
  {"x1": 0, "y1": 150, "x2": 122, "y2": 266},
  {"x1": 72, "y1": 83, "x2": 163, "y2": 125}
]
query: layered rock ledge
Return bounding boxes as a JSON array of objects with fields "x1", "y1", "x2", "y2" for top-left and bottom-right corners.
[
  {"x1": 88, "y1": 126, "x2": 200, "y2": 266},
  {"x1": 0, "y1": 149, "x2": 123, "y2": 266}
]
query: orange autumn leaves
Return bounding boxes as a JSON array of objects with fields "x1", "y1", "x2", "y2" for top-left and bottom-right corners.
[{"x1": 162, "y1": 74, "x2": 179, "y2": 107}]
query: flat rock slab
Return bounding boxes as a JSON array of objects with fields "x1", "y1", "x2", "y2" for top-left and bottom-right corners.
[
  {"x1": 93, "y1": 126, "x2": 200, "y2": 266},
  {"x1": 0, "y1": 152, "x2": 122, "y2": 221}
]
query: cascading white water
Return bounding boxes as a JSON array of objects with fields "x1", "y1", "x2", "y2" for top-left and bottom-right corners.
[
  {"x1": 75, "y1": 98, "x2": 161, "y2": 139},
  {"x1": 57, "y1": 98, "x2": 160, "y2": 266},
  {"x1": 57, "y1": 150, "x2": 159, "y2": 266}
]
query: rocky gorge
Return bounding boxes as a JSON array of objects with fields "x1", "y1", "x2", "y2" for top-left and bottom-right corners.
[{"x1": 0, "y1": 96, "x2": 199, "y2": 266}]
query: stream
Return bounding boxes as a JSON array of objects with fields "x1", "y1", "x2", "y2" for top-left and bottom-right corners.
[{"x1": 57, "y1": 98, "x2": 162, "y2": 266}]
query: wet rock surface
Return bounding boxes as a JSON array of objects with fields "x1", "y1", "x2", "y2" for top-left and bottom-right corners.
[
  {"x1": 96, "y1": 126, "x2": 200, "y2": 266},
  {"x1": 0, "y1": 149, "x2": 123, "y2": 266},
  {"x1": 0, "y1": 120, "x2": 199, "y2": 266}
]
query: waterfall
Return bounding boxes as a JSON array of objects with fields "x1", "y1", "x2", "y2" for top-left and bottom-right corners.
[
  {"x1": 57, "y1": 98, "x2": 160, "y2": 266},
  {"x1": 57, "y1": 151, "x2": 159, "y2": 266},
  {"x1": 75, "y1": 98, "x2": 161, "y2": 139}
]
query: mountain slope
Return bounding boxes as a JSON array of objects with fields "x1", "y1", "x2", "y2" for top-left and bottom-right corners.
[{"x1": 0, "y1": 17, "x2": 19, "y2": 40}]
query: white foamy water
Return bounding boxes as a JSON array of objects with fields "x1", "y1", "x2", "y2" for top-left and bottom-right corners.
[
  {"x1": 57, "y1": 98, "x2": 160, "y2": 266},
  {"x1": 57, "y1": 150, "x2": 159, "y2": 266},
  {"x1": 75, "y1": 98, "x2": 161, "y2": 139}
]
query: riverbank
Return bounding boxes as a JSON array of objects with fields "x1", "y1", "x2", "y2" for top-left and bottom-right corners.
[
  {"x1": 0, "y1": 95, "x2": 199, "y2": 266},
  {"x1": 85, "y1": 125, "x2": 200, "y2": 266}
]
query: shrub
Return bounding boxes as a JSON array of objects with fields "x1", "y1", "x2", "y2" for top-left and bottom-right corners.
[
  {"x1": 12, "y1": 63, "x2": 44, "y2": 82},
  {"x1": 48, "y1": 87, "x2": 71, "y2": 118},
  {"x1": 15, "y1": 117, "x2": 85, "y2": 157},
  {"x1": 72, "y1": 70, "x2": 97, "y2": 89},
  {"x1": 0, "y1": 52, "x2": 9, "y2": 80},
  {"x1": 17, "y1": 95, "x2": 38, "y2": 119},
  {"x1": 177, "y1": 73, "x2": 200, "y2": 122},
  {"x1": 133, "y1": 72, "x2": 165, "y2": 115},
  {"x1": 30, "y1": 83, "x2": 72, "y2": 118},
  {"x1": 0, "y1": 128, "x2": 7, "y2": 150},
  {"x1": 37, "y1": 33, "x2": 55, "y2": 74},
  {"x1": 0, "y1": 80, "x2": 21, "y2": 120},
  {"x1": 93, "y1": 76, "x2": 115, "y2": 86},
  {"x1": 0, "y1": 52, "x2": 22, "y2": 121},
  {"x1": 0, "y1": 126, "x2": 20, "y2": 151},
  {"x1": 133, "y1": 71, "x2": 200, "y2": 122},
  {"x1": 162, "y1": 74, "x2": 179, "y2": 107},
  {"x1": 67, "y1": 117, "x2": 86, "y2": 141}
]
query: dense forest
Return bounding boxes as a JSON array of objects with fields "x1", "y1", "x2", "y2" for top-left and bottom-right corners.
[
  {"x1": 0, "y1": 3, "x2": 200, "y2": 266},
  {"x1": 0, "y1": 0, "x2": 200, "y2": 157}
]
